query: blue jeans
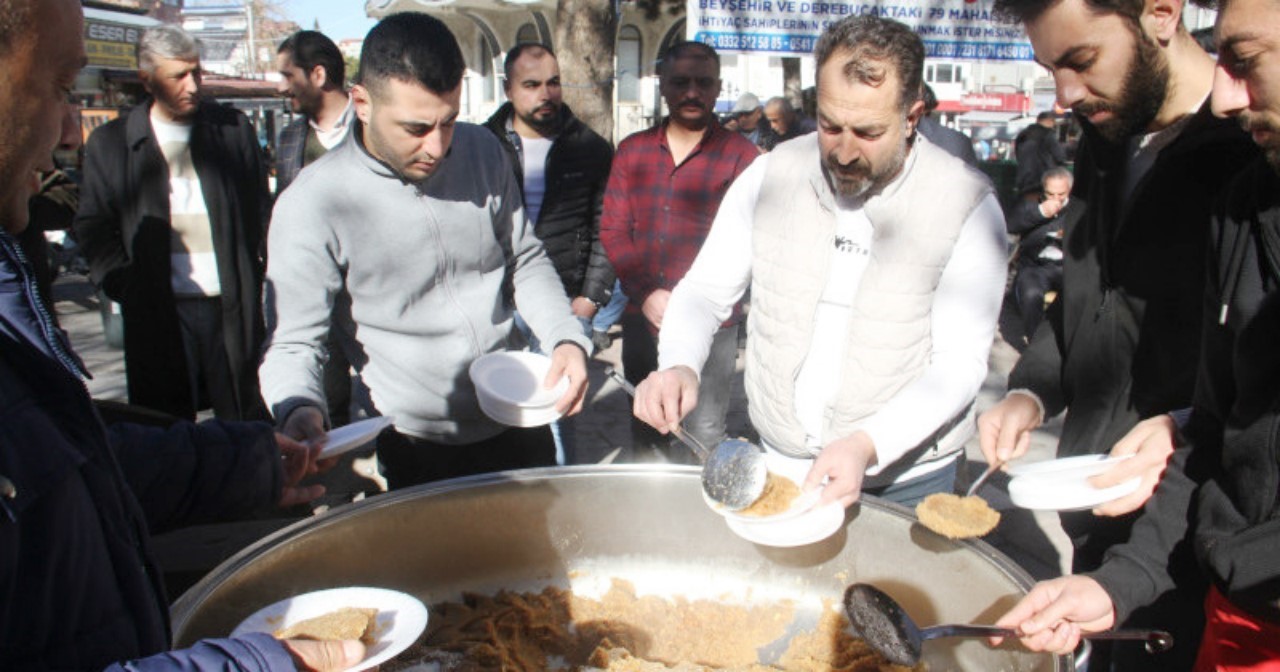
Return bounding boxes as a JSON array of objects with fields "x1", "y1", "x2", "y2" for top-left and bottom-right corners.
[
  {"x1": 864, "y1": 459, "x2": 959, "y2": 508},
  {"x1": 512, "y1": 310, "x2": 589, "y2": 465},
  {"x1": 591, "y1": 280, "x2": 627, "y2": 333}
]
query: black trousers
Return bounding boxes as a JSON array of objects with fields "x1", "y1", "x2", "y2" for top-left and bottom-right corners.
[
  {"x1": 174, "y1": 297, "x2": 238, "y2": 419},
  {"x1": 1014, "y1": 263, "x2": 1062, "y2": 342},
  {"x1": 375, "y1": 425, "x2": 556, "y2": 491}
]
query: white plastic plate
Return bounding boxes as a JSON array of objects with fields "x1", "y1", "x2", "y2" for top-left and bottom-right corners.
[
  {"x1": 231, "y1": 586, "x2": 427, "y2": 672},
  {"x1": 316, "y1": 416, "x2": 395, "y2": 461}
]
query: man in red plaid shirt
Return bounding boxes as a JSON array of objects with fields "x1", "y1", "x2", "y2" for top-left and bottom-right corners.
[{"x1": 600, "y1": 41, "x2": 761, "y2": 462}]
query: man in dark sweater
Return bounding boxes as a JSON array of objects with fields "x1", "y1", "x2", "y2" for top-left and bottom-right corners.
[
  {"x1": 993, "y1": 0, "x2": 1280, "y2": 664},
  {"x1": 977, "y1": 0, "x2": 1259, "y2": 666}
]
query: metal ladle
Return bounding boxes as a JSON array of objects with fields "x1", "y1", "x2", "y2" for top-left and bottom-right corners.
[
  {"x1": 842, "y1": 583, "x2": 1173, "y2": 667},
  {"x1": 606, "y1": 367, "x2": 768, "y2": 510}
]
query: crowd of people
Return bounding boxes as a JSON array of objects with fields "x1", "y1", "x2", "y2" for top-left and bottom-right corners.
[{"x1": 3, "y1": 0, "x2": 1280, "y2": 667}]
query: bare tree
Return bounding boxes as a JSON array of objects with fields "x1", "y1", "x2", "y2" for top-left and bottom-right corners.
[{"x1": 554, "y1": 0, "x2": 620, "y2": 139}]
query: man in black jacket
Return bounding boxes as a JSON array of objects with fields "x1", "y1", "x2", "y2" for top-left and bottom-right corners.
[
  {"x1": 1006, "y1": 166, "x2": 1083, "y2": 347},
  {"x1": 1012, "y1": 111, "x2": 1067, "y2": 199},
  {"x1": 0, "y1": 2, "x2": 355, "y2": 668},
  {"x1": 976, "y1": 0, "x2": 1259, "y2": 666},
  {"x1": 483, "y1": 43, "x2": 615, "y2": 462},
  {"x1": 75, "y1": 25, "x2": 270, "y2": 422},
  {"x1": 993, "y1": 0, "x2": 1280, "y2": 662}
]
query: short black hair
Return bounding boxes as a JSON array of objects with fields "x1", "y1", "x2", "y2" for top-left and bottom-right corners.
[
  {"x1": 357, "y1": 13, "x2": 464, "y2": 96},
  {"x1": 503, "y1": 42, "x2": 555, "y2": 81},
  {"x1": 814, "y1": 16, "x2": 924, "y2": 113},
  {"x1": 992, "y1": 0, "x2": 1144, "y2": 26},
  {"x1": 279, "y1": 30, "x2": 345, "y2": 90},
  {"x1": 0, "y1": 0, "x2": 33, "y2": 59},
  {"x1": 922, "y1": 83, "x2": 939, "y2": 112},
  {"x1": 657, "y1": 41, "x2": 720, "y2": 77}
]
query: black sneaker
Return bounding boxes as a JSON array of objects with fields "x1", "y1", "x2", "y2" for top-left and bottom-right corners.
[{"x1": 590, "y1": 330, "x2": 612, "y2": 354}]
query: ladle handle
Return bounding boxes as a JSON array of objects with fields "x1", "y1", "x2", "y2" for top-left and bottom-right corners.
[
  {"x1": 604, "y1": 367, "x2": 709, "y2": 462},
  {"x1": 605, "y1": 367, "x2": 636, "y2": 397},
  {"x1": 924, "y1": 624, "x2": 1173, "y2": 654}
]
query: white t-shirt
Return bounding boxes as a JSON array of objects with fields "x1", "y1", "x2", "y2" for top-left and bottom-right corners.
[
  {"x1": 152, "y1": 110, "x2": 220, "y2": 296},
  {"x1": 658, "y1": 153, "x2": 1008, "y2": 484},
  {"x1": 521, "y1": 136, "x2": 554, "y2": 225},
  {"x1": 309, "y1": 95, "x2": 355, "y2": 150}
]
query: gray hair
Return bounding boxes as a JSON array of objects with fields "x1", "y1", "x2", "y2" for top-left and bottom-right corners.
[
  {"x1": 138, "y1": 24, "x2": 200, "y2": 73},
  {"x1": 1042, "y1": 166, "x2": 1074, "y2": 185},
  {"x1": 813, "y1": 16, "x2": 924, "y2": 113},
  {"x1": 765, "y1": 96, "x2": 795, "y2": 114}
]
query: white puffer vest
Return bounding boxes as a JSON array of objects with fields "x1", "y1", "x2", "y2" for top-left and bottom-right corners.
[{"x1": 745, "y1": 133, "x2": 994, "y2": 457}]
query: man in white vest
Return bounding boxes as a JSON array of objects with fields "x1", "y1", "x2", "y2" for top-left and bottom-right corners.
[{"x1": 633, "y1": 15, "x2": 1008, "y2": 508}]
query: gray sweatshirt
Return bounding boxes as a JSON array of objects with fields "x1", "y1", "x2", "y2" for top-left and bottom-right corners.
[{"x1": 260, "y1": 122, "x2": 589, "y2": 443}]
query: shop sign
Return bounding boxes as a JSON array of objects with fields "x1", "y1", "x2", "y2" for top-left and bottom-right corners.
[
  {"x1": 688, "y1": 0, "x2": 1033, "y2": 60},
  {"x1": 85, "y1": 18, "x2": 143, "y2": 69}
]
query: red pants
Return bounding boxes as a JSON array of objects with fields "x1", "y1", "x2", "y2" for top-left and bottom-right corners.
[{"x1": 1193, "y1": 586, "x2": 1280, "y2": 671}]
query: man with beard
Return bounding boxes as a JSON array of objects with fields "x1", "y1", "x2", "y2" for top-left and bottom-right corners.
[
  {"x1": 632, "y1": 16, "x2": 1007, "y2": 508},
  {"x1": 75, "y1": 24, "x2": 271, "y2": 422},
  {"x1": 275, "y1": 31, "x2": 354, "y2": 196},
  {"x1": 992, "y1": 0, "x2": 1280, "y2": 664},
  {"x1": 0, "y1": 2, "x2": 358, "y2": 667},
  {"x1": 599, "y1": 42, "x2": 759, "y2": 463},
  {"x1": 260, "y1": 14, "x2": 589, "y2": 490},
  {"x1": 482, "y1": 43, "x2": 614, "y2": 463},
  {"x1": 976, "y1": 0, "x2": 1258, "y2": 666},
  {"x1": 273, "y1": 31, "x2": 359, "y2": 429}
]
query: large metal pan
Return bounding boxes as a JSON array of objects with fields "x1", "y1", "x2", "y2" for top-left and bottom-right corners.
[{"x1": 172, "y1": 465, "x2": 1069, "y2": 671}]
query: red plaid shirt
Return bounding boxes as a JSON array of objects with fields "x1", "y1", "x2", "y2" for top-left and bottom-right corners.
[{"x1": 600, "y1": 120, "x2": 760, "y2": 317}]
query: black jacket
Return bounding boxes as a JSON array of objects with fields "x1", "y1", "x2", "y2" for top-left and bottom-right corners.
[
  {"x1": 1013, "y1": 123, "x2": 1067, "y2": 195},
  {"x1": 1011, "y1": 103, "x2": 1258, "y2": 463},
  {"x1": 1008, "y1": 196, "x2": 1086, "y2": 268},
  {"x1": 1008, "y1": 103, "x2": 1257, "y2": 669},
  {"x1": 1093, "y1": 157, "x2": 1280, "y2": 626},
  {"x1": 74, "y1": 101, "x2": 270, "y2": 421},
  {"x1": 0, "y1": 233, "x2": 289, "y2": 669},
  {"x1": 274, "y1": 115, "x2": 309, "y2": 196},
  {"x1": 483, "y1": 103, "x2": 615, "y2": 305}
]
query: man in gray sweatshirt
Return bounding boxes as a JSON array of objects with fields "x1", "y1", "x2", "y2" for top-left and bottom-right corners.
[{"x1": 259, "y1": 13, "x2": 590, "y2": 490}]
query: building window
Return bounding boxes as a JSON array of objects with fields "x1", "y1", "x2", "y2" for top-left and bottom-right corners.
[{"x1": 618, "y1": 25, "x2": 641, "y2": 103}]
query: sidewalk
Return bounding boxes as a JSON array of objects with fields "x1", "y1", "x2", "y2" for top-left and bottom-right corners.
[{"x1": 53, "y1": 273, "x2": 1071, "y2": 594}]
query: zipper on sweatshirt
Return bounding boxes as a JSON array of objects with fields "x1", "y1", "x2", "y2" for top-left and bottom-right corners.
[{"x1": 420, "y1": 193, "x2": 483, "y2": 355}]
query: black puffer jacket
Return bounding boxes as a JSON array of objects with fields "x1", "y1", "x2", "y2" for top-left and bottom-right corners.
[
  {"x1": 483, "y1": 103, "x2": 615, "y2": 305},
  {"x1": 1093, "y1": 156, "x2": 1280, "y2": 626}
]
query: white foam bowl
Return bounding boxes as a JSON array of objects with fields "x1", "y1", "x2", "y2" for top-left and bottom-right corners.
[
  {"x1": 1007, "y1": 456, "x2": 1142, "y2": 512},
  {"x1": 470, "y1": 351, "x2": 569, "y2": 427},
  {"x1": 1006, "y1": 454, "x2": 1133, "y2": 480}
]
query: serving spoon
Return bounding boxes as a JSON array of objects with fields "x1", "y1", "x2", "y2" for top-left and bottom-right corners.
[
  {"x1": 842, "y1": 582, "x2": 1173, "y2": 667},
  {"x1": 606, "y1": 367, "x2": 768, "y2": 510}
]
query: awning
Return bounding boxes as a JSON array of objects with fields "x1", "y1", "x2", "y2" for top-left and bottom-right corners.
[
  {"x1": 959, "y1": 110, "x2": 1026, "y2": 124},
  {"x1": 83, "y1": 7, "x2": 161, "y2": 27}
]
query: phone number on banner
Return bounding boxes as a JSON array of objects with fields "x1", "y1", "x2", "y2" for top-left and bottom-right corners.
[{"x1": 694, "y1": 32, "x2": 817, "y2": 53}]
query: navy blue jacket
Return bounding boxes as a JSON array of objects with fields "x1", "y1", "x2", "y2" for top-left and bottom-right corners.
[{"x1": 0, "y1": 233, "x2": 293, "y2": 669}]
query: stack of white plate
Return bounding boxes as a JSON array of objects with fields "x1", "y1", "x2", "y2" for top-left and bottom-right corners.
[
  {"x1": 1007, "y1": 454, "x2": 1141, "y2": 511},
  {"x1": 469, "y1": 351, "x2": 569, "y2": 428}
]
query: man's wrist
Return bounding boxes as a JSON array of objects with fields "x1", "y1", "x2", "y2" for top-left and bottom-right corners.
[{"x1": 1006, "y1": 388, "x2": 1047, "y2": 423}]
